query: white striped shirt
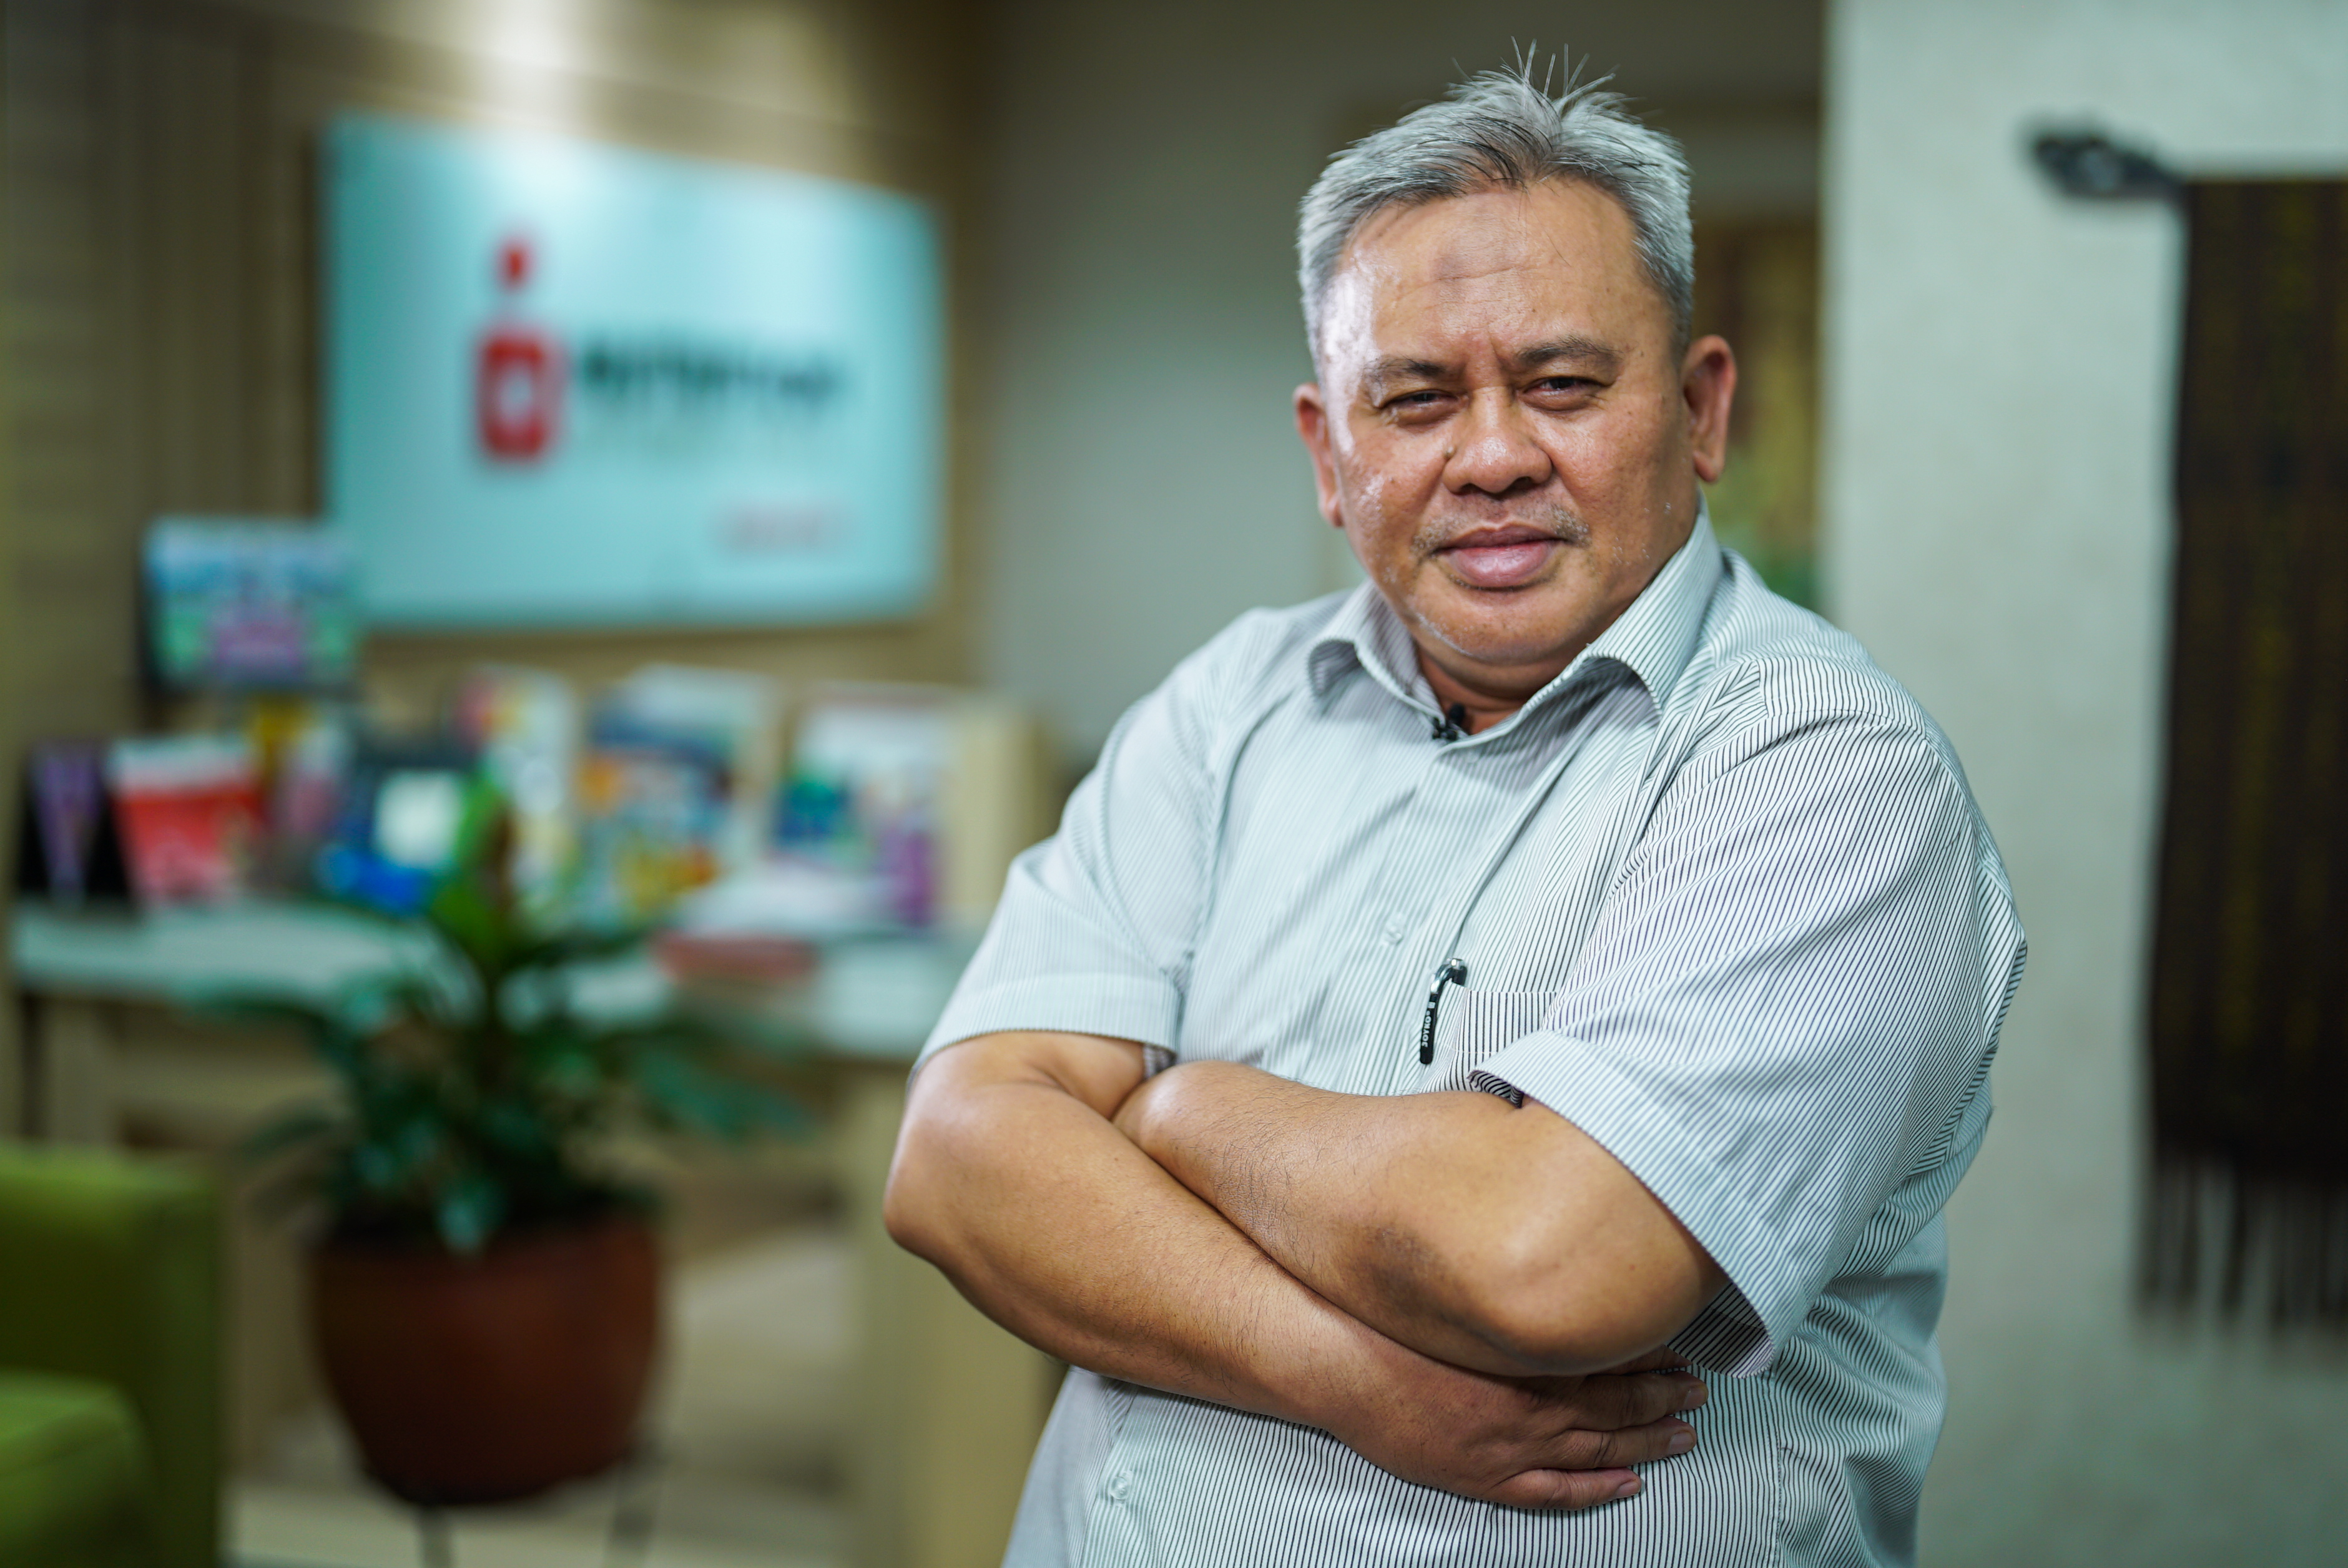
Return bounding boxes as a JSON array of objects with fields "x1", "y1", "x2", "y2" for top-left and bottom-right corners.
[{"x1": 922, "y1": 515, "x2": 2027, "y2": 1567}]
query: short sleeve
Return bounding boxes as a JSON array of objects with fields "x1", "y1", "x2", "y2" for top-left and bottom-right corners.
[
  {"x1": 1469, "y1": 703, "x2": 2026, "y2": 1376},
  {"x1": 916, "y1": 639, "x2": 1233, "y2": 1071}
]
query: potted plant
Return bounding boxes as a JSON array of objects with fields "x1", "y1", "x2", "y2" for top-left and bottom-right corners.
[{"x1": 233, "y1": 794, "x2": 809, "y2": 1506}]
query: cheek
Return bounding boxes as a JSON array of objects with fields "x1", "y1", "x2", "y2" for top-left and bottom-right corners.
[
  {"x1": 1337, "y1": 438, "x2": 1439, "y2": 533},
  {"x1": 1553, "y1": 403, "x2": 1677, "y2": 502},
  {"x1": 1335, "y1": 458, "x2": 1400, "y2": 532}
]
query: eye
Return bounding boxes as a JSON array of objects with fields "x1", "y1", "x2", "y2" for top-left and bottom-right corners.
[
  {"x1": 1522, "y1": 375, "x2": 1604, "y2": 411},
  {"x1": 1379, "y1": 389, "x2": 1452, "y2": 419}
]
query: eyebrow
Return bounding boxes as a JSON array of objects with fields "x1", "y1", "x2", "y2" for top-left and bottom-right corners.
[
  {"x1": 1361, "y1": 356, "x2": 1452, "y2": 390},
  {"x1": 1360, "y1": 336, "x2": 1624, "y2": 391},
  {"x1": 1511, "y1": 337, "x2": 1623, "y2": 375}
]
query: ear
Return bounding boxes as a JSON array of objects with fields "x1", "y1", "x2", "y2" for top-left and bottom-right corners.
[
  {"x1": 1293, "y1": 382, "x2": 1347, "y2": 529},
  {"x1": 1681, "y1": 335, "x2": 1737, "y2": 485}
]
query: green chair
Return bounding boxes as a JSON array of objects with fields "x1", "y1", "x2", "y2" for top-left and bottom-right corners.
[{"x1": 0, "y1": 1141, "x2": 221, "y2": 1568}]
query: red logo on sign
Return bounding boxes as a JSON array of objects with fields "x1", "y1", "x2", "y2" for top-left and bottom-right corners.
[
  {"x1": 478, "y1": 328, "x2": 561, "y2": 459},
  {"x1": 477, "y1": 237, "x2": 562, "y2": 462}
]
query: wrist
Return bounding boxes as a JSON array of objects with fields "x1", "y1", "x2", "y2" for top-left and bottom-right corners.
[{"x1": 1262, "y1": 1288, "x2": 1430, "y2": 1438}]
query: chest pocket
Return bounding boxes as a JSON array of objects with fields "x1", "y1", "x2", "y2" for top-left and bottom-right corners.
[{"x1": 1425, "y1": 987, "x2": 1556, "y2": 1093}]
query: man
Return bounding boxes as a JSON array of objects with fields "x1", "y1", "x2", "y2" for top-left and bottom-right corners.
[{"x1": 887, "y1": 65, "x2": 2024, "y2": 1567}]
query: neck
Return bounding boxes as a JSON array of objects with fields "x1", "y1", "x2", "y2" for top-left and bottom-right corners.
[{"x1": 1415, "y1": 651, "x2": 1556, "y2": 735}]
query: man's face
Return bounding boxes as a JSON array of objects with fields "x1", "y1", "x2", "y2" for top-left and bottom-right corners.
[{"x1": 1295, "y1": 180, "x2": 1734, "y2": 706}]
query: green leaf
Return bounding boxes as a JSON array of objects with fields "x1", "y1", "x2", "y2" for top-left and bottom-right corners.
[
  {"x1": 506, "y1": 924, "x2": 656, "y2": 974},
  {"x1": 179, "y1": 990, "x2": 335, "y2": 1027},
  {"x1": 306, "y1": 890, "x2": 433, "y2": 937},
  {"x1": 518, "y1": 1026, "x2": 607, "y2": 1097},
  {"x1": 592, "y1": 1007, "x2": 810, "y2": 1063},
  {"x1": 631, "y1": 1047, "x2": 752, "y2": 1141},
  {"x1": 193, "y1": 809, "x2": 823, "y2": 1245},
  {"x1": 345, "y1": 971, "x2": 473, "y2": 1033},
  {"x1": 351, "y1": 1139, "x2": 401, "y2": 1192},
  {"x1": 435, "y1": 1170, "x2": 506, "y2": 1255},
  {"x1": 345, "y1": 1096, "x2": 448, "y2": 1198},
  {"x1": 475, "y1": 1095, "x2": 557, "y2": 1161},
  {"x1": 447, "y1": 777, "x2": 511, "y2": 876},
  {"x1": 307, "y1": 1022, "x2": 375, "y2": 1089},
  {"x1": 427, "y1": 876, "x2": 513, "y2": 978},
  {"x1": 631, "y1": 1046, "x2": 812, "y2": 1143}
]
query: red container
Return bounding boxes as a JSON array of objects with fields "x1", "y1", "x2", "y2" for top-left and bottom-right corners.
[{"x1": 308, "y1": 1216, "x2": 660, "y2": 1506}]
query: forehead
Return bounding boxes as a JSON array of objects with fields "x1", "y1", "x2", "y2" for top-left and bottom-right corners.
[{"x1": 1322, "y1": 180, "x2": 1664, "y2": 368}]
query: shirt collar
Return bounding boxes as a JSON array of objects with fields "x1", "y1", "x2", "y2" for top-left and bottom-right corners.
[{"x1": 1306, "y1": 504, "x2": 1725, "y2": 726}]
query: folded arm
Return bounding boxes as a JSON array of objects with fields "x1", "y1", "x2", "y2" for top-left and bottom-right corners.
[
  {"x1": 884, "y1": 1029, "x2": 1707, "y2": 1509},
  {"x1": 1114, "y1": 1061, "x2": 1726, "y2": 1378},
  {"x1": 884, "y1": 1029, "x2": 1357, "y2": 1414}
]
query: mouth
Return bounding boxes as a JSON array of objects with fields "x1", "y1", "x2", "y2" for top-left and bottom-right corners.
[{"x1": 1433, "y1": 524, "x2": 1569, "y2": 590}]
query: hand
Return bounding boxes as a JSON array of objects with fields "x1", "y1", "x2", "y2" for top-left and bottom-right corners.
[{"x1": 1310, "y1": 1340, "x2": 1707, "y2": 1511}]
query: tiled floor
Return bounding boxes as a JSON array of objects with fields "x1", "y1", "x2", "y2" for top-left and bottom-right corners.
[{"x1": 232, "y1": 1225, "x2": 856, "y2": 1568}]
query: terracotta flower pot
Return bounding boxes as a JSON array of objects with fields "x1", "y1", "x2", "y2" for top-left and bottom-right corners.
[{"x1": 308, "y1": 1213, "x2": 661, "y2": 1506}]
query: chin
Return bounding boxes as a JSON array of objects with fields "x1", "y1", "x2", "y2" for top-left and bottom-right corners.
[
  {"x1": 1418, "y1": 619, "x2": 1581, "y2": 672},
  {"x1": 1413, "y1": 595, "x2": 1589, "y2": 660}
]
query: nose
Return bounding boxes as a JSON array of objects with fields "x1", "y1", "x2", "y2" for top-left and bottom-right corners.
[{"x1": 1443, "y1": 389, "x2": 1553, "y2": 498}]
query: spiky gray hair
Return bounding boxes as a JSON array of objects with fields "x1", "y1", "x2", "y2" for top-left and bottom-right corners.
[{"x1": 1297, "y1": 63, "x2": 1694, "y2": 364}]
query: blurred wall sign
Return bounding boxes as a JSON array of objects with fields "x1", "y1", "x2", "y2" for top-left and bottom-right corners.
[{"x1": 323, "y1": 114, "x2": 944, "y2": 627}]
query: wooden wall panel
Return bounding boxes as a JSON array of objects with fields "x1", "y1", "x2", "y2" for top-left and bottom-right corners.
[{"x1": 7, "y1": 0, "x2": 137, "y2": 738}]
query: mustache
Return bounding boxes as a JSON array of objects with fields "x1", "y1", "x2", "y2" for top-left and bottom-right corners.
[{"x1": 1412, "y1": 506, "x2": 1591, "y2": 554}]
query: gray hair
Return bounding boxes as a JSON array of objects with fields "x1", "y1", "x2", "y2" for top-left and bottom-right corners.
[{"x1": 1297, "y1": 64, "x2": 1694, "y2": 364}]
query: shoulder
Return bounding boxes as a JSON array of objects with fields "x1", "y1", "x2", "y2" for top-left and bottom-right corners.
[
  {"x1": 1141, "y1": 590, "x2": 1353, "y2": 730},
  {"x1": 1095, "y1": 590, "x2": 1352, "y2": 777},
  {"x1": 1176, "y1": 590, "x2": 1353, "y2": 691},
  {"x1": 1663, "y1": 556, "x2": 1974, "y2": 803},
  {"x1": 1633, "y1": 557, "x2": 2022, "y2": 960}
]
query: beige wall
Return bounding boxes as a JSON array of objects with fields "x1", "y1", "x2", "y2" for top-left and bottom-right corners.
[
  {"x1": 1821, "y1": 1, "x2": 2348, "y2": 1561},
  {"x1": 2, "y1": 0, "x2": 986, "y2": 750}
]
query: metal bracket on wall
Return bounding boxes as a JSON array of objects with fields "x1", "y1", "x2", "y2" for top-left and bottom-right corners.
[{"x1": 2030, "y1": 128, "x2": 2183, "y2": 202}]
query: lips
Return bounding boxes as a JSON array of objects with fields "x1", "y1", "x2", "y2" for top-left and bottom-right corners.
[{"x1": 1437, "y1": 526, "x2": 1565, "y2": 589}]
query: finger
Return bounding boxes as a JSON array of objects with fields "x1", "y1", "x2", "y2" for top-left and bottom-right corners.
[
  {"x1": 1545, "y1": 1417, "x2": 1697, "y2": 1472},
  {"x1": 1485, "y1": 1467, "x2": 1644, "y2": 1512},
  {"x1": 1546, "y1": 1370, "x2": 1708, "y2": 1430}
]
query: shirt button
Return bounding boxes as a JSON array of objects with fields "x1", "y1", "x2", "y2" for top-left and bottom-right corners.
[
  {"x1": 1381, "y1": 916, "x2": 1407, "y2": 945},
  {"x1": 1104, "y1": 1471, "x2": 1132, "y2": 1502}
]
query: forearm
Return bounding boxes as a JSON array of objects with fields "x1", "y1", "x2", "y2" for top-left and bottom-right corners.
[
  {"x1": 888, "y1": 1034, "x2": 1714, "y2": 1510},
  {"x1": 884, "y1": 1033, "x2": 1405, "y2": 1424},
  {"x1": 1118, "y1": 1061, "x2": 1721, "y2": 1376}
]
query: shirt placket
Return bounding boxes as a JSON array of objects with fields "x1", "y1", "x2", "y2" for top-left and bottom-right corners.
[
  {"x1": 1079, "y1": 1451, "x2": 1148, "y2": 1567},
  {"x1": 1373, "y1": 698, "x2": 1605, "y2": 1097}
]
